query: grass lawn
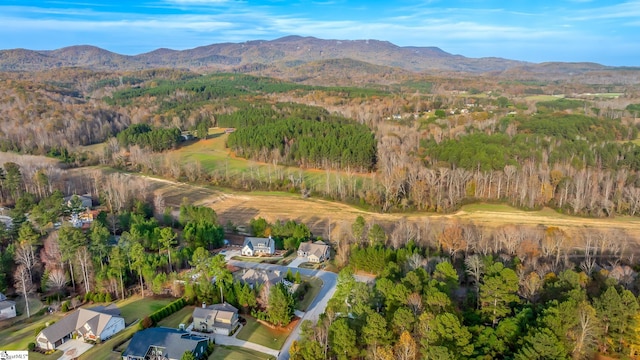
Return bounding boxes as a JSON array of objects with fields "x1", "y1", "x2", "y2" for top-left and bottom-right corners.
[
  {"x1": 78, "y1": 323, "x2": 140, "y2": 360},
  {"x1": 0, "y1": 311, "x2": 64, "y2": 350},
  {"x1": 209, "y1": 345, "x2": 275, "y2": 360},
  {"x1": 157, "y1": 306, "x2": 194, "y2": 328},
  {"x1": 236, "y1": 316, "x2": 290, "y2": 350},
  {"x1": 28, "y1": 351, "x2": 62, "y2": 360},
  {"x1": 295, "y1": 277, "x2": 323, "y2": 312},
  {"x1": 116, "y1": 296, "x2": 173, "y2": 324},
  {"x1": 231, "y1": 256, "x2": 282, "y2": 263}
]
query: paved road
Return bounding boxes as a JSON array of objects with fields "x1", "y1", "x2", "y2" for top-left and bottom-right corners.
[{"x1": 228, "y1": 260, "x2": 338, "y2": 360}]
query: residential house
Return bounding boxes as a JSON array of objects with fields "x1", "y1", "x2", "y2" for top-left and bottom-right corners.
[
  {"x1": 297, "y1": 240, "x2": 331, "y2": 263},
  {"x1": 123, "y1": 328, "x2": 208, "y2": 360},
  {"x1": 236, "y1": 269, "x2": 298, "y2": 293},
  {"x1": 0, "y1": 293, "x2": 16, "y2": 320},
  {"x1": 191, "y1": 303, "x2": 239, "y2": 335},
  {"x1": 236, "y1": 268, "x2": 283, "y2": 289},
  {"x1": 241, "y1": 236, "x2": 275, "y2": 256},
  {"x1": 63, "y1": 194, "x2": 93, "y2": 210},
  {"x1": 36, "y1": 305, "x2": 124, "y2": 350}
]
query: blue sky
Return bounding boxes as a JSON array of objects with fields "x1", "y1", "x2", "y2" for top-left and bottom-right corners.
[{"x1": 0, "y1": 0, "x2": 638, "y2": 66}]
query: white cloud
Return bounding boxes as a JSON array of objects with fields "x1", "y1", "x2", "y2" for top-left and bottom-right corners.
[{"x1": 568, "y1": 1, "x2": 640, "y2": 21}]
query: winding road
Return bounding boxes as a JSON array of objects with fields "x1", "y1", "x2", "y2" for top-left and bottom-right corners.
[{"x1": 228, "y1": 260, "x2": 338, "y2": 360}]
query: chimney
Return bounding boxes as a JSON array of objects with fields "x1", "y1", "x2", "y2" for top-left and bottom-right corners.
[{"x1": 202, "y1": 303, "x2": 206, "y2": 308}]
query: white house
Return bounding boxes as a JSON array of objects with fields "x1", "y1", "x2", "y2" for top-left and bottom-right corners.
[
  {"x1": 36, "y1": 305, "x2": 124, "y2": 350},
  {"x1": 192, "y1": 303, "x2": 239, "y2": 335},
  {"x1": 297, "y1": 240, "x2": 331, "y2": 263},
  {"x1": 241, "y1": 236, "x2": 275, "y2": 256},
  {"x1": 0, "y1": 293, "x2": 16, "y2": 320}
]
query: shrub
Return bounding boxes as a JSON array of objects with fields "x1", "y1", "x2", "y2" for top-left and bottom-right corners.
[
  {"x1": 105, "y1": 292, "x2": 112, "y2": 303},
  {"x1": 28, "y1": 342, "x2": 36, "y2": 351},
  {"x1": 141, "y1": 316, "x2": 154, "y2": 329},
  {"x1": 61, "y1": 301, "x2": 70, "y2": 312},
  {"x1": 34, "y1": 324, "x2": 46, "y2": 337}
]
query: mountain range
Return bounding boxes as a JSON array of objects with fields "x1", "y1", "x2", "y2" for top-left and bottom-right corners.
[{"x1": 0, "y1": 35, "x2": 622, "y2": 76}]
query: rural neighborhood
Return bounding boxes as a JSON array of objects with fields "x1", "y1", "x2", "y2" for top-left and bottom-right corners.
[{"x1": 1, "y1": 17, "x2": 640, "y2": 360}]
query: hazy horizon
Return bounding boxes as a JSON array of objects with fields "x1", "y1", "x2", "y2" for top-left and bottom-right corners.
[{"x1": 1, "y1": 0, "x2": 638, "y2": 66}]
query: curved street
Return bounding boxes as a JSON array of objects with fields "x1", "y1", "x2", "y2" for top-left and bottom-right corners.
[{"x1": 228, "y1": 260, "x2": 338, "y2": 360}]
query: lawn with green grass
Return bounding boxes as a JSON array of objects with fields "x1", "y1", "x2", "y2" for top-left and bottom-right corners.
[
  {"x1": 209, "y1": 345, "x2": 275, "y2": 360},
  {"x1": 236, "y1": 316, "x2": 290, "y2": 350},
  {"x1": 116, "y1": 296, "x2": 173, "y2": 324},
  {"x1": 78, "y1": 323, "x2": 140, "y2": 360},
  {"x1": 156, "y1": 306, "x2": 194, "y2": 329},
  {"x1": 295, "y1": 277, "x2": 323, "y2": 312},
  {"x1": 0, "y1": 312, "x2": 64, "y2": 350},
  {"x1": 231, "y1": 256, "x2": 282, "y2": 263},
  {"x1": 28, "y1": 350, "x2": 62, "y2": 360}
]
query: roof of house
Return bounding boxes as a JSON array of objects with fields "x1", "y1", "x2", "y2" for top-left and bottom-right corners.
[
  {"x1": 242, "y1": 236, "x2": 273, "y2": 250},
  {"x1": 123, "y1": 327, "x2": 208, "y2": 359},
  {"x1": 298, "y1": 240, "x2": 330, "y2": 258},
  {"x1": 193, "y1": 303, "x2": 238, "y2": 324},
  {"x1": 238, "y1": 268, "x2": 282, "y2": 286},
  {"x1": 0, "y1": 300, "x2": 15, "y2": 310},
  {"x1": 39, "y1": 306, "x2": 122, "y2": 344},
  {"x1": 0, "y1": 293, "x2": 7, "y2": 301}
]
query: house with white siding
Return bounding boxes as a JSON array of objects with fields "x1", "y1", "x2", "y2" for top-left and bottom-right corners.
[{"x1": 36, "y1": 304, "x2": 124, "y2": 350}]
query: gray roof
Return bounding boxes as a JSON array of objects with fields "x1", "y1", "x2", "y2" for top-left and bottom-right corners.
[
  {"x1": 123, "y1": 328, "x2": 208, "y2": 359},
  {"x1": 298, "y1": 240, "x2": 330, "y2": 258},
  {"x1": 193, "y1": 303, "x2": 238, "y2": 325},
  {"x1": 0, "y1": 293, "x2": 7, "y2": 301},
  {"x1": 0, "y1": 300, "x2": 15, "y2": 310},
  {"x1": 39, "y1": 306, "x2": 122, "y2": 344},
  {"x1": 243, "y1": 237, "x2": 273, "y2": 250}
]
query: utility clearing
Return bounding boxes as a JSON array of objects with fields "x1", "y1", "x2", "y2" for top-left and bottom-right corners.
[{"x1": 138, "y1": 173, "x2": 640, "y2": 240}]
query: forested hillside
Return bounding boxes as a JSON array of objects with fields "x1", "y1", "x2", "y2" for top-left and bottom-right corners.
[{"x1": 1, "y1": 68, "x2": 640, "y2": 217}]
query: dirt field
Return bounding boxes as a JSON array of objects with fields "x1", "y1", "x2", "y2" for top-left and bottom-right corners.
[{"x1": 136, "y1": 174, "x2": 640, "y2": 241}]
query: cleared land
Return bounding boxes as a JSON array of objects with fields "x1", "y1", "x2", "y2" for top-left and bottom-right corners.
[{"x1": 129, "y1": 171, "x2": 640, "y2": 242}]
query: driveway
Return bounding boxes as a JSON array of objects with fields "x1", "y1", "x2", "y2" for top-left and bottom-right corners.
[
  {"x1": 221, "y1": 249, "x2": 241, "y2": 261},
  {"x1": 228, "y1": 260, "x2": 338, "y2": 360},
  {"x1": 191, "y1": 323, "x2": 280, "y2": 357},
  {"x1": 57, "y1": 339, "x2": 93, "y2": 360},
  {"x1": 286, "y1": 256, "x2": 306, "y2": 268}
]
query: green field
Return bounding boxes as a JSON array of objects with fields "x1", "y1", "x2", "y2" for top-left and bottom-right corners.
[
  {"x1": 157, "y1": 305, "x2": 194, "y2": 328},
  {"x1": 236, "y1": 316, "x2": 290, "y2": 350},
  {"x1": 171, "y1": 127, "x2": 372, "y2": 195},
  {"x1": 209, "y1": 345, "x2": 276, "y2": 360},
  {"x1": 524, "y1": 94, "x2": 564, "y2": 101},
  {"x1": 117, "y1": 296, "x2": 173, "y2": 324},
  {"x1": 295, "y1": 277, "x2": 323, "y2": 312}
]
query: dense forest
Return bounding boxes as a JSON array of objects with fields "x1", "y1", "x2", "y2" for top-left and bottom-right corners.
[{"x1": 227, "y1": 117, "x2": 376, "y2": 171}]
